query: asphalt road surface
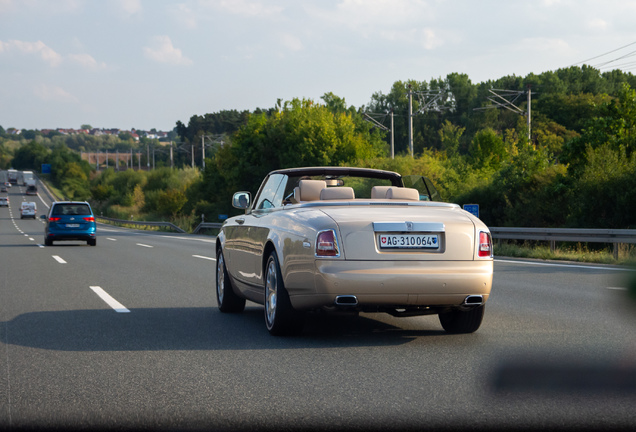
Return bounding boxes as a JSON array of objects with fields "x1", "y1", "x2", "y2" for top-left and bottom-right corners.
[{"x1": 0, "y1": 183, "x2": 635, "y2": 431}]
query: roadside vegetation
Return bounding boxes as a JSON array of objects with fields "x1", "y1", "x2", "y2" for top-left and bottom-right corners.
[{"x1": 2, "y1": 66, "x2": 636, "y2": 266}]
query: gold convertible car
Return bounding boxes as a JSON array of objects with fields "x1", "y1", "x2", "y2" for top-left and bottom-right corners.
[{"x1": 216, "y1": 167, "x2": 493, "y2": 336}]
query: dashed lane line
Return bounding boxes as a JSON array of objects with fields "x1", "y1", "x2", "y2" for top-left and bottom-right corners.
[
  {"x1": 90, "y1": 286, "x2": 130, "y2": 313},
  {"x1": 193, "y1": 255, "x2": 216, "y2": 261}
]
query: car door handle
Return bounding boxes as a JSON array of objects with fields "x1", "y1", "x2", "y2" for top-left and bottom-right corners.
[{"x1": 236, "y1": 218, "x2": 245, "y2": 225}]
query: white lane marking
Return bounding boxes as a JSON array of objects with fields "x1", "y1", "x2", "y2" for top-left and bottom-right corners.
[
  {"x1": 136, "y1": 243, "x2": 153, "y2": 248},
  {"x1": 606, "y1": 286, "x2": 628, "y2": 291},
  {"x1": 193, "y1": 255, "x2": 216, "y2": 261},
  {"x1": 89, "y1": 286, "x2": 130, "y2": 313},
  {"x1": 52, "y1": 255, "x2": 67, "y2": 264},
  {"x1": 160, "y1": 235, "x2": 216, "y2": 243},
  {"x1": 107, "y1": 238, "x2": 117, "y2": 241},
  {"x1": 37, "y1": 192, "x2": 50, "y2": 209},
  {"x1": 28, "y1": 238, "x2": 34, "y2": 241},
  {"x1": 494, "y1": 258, "x2": 634, "y2": 272},
  {"x1": 37, "y1": 244, "x2": 44, "y2": 248}
]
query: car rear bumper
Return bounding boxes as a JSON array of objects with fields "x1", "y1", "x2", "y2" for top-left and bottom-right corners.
[
  {"x1": 46, "y1": 231, "x2": 96, "y2": 241},
  {"x1": 289, "y1": 259, "x2": 493, "y2": 310}
]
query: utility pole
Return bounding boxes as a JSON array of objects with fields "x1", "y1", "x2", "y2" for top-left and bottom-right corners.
[
  {"x1": 170, "y1": 142, "x2": 174, "y2": 169},
  {"x1": 202, "y1": 136, "x2": 205, "y2": 169},
  {"x1": 408, "y1": 85, "x2": 414, "y2": 157},
  {"x1": 147, "y1": 144, "x2": 150, "y2": 170},
  {"x1": 526, "y1": 84, "x2": 532, "y2": 142},
  {"x1": 390, "y1": 110, "x2": 394, "y2": 159},
  {"x1": 475, "y1": 86, "x2": 533, "y2": 143}
]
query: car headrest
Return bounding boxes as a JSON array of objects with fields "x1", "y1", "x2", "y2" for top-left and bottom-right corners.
[
  {"x1": 371, "y1": 186, "x2": 392, "y2": 199},
  {"x1": 320, "y1": 187, "x2": 355, "y2": 200},
  {"x1": 295, "y1": 180, "x2": 327, "y2": 201},
  {"x1": 386, "y1": 187, "x2": 420, "y2": 201}
]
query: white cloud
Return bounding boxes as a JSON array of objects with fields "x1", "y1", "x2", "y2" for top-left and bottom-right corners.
[
  {"x1": 171, "y1": 3, "x2": 198, "y2": 29},
  {"x1": 0, "y1": 39, "x2": 63, "y2": 66},
  {"x1": 33, "y1": 84, "x2": 79, "y2": 104},
  {"x1": 115, "y1": 0, "x2": 141, "y2": 17},
  {"x1": 518, "y1": 37, "x2": 570, "y2": 54},
  {"x1": 201, "y1": 0, "x2": 284, "y2": 17},
  {"x1": 143, "y1": 35, "x2": 193, "y2": 65},
  {"x1": 0, "y1": 0, "x2": 16, "y2": 14},
  {"x1": 587, "y1": 18, "x2": 608, "y2": 30},
  {"x1": 68, "y1": 53, "x2": 107, "y2": 70},
  {"x1": 379, "y1": 28, "x2": 443, "y2": 50},
  {"x1": 280, "y1": 33, "x2": 303, "y2": 51}
]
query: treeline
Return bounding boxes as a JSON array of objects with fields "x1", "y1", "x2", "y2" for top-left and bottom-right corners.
[{"x1": 2, "y1": 65, "x2": 636, "y2": 230}]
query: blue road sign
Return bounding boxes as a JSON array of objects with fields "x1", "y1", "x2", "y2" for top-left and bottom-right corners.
[{"x1": 463, "y1": 204, "x2": 479, "y2": 218}]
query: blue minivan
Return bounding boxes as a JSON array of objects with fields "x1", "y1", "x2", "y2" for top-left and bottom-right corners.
[{"x1": 42, "y1": 201, "x2": 97, "y2": 246}]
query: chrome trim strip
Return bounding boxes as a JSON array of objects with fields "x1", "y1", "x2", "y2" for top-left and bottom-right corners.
[{"x1": 373, "y1": 222, "x2": 445, "y2": 232}]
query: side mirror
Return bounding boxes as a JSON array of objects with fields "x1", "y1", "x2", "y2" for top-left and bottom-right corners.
[
  {"x1": 232, "y1": 192, "x2": 251, "y2": 210},
  {"x1": 40, "y1": 214, "x2": 46, "y2": 220}
]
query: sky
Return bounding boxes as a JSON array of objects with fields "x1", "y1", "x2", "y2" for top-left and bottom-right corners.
[{"x1": 1, "y1": 0, "x2": 636, "y2": 132}]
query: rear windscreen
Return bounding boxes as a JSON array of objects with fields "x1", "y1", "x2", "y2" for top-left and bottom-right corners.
[{"x1": 52, "y1": 204, "x2": 91, "y2": 216}]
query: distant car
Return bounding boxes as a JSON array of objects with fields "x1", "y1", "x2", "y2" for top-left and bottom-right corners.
[
  {"x1": 20, "y1": 201, "x2": 37, "y2": 219},
  {"x1": 25, "y1": 184, "x2": 37, "y2": 195},
  {"x1": 216, "y1": 166, "x2": 493, "y2": 336},
  {"x1": 42, "y1": 201, "x2": 96, "y2": 246},
  {"x1": 0, "y1": 196, "x2": 8, "y2": 207},
  {"x1": 0, "y1": 185, "x2": 6, "y2": 193},
  {"x1": 4, "y1": 181, "x2": 10, "y2": 188}
]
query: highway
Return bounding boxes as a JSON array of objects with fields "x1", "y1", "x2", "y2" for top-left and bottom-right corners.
[{"x1": 1, "y1": 181, "x2": 635, "y2": 430}]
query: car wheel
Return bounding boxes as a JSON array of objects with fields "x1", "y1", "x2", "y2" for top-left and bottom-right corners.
[
  {"x1": 264, "y1": 251, "x2": 304, "y2": 336},
  {"x1": 88, "y1": 239, "x2": 97, "y2": 246},
  {"x1": 439, "y1": 305, "x2": 485, "y2": 334},
  {"x1": 44, "y1": 238, "x2": 53, "y2": 246},
  {"x1": 216, "y1": 248, "x2": 245, "y2": 313}
]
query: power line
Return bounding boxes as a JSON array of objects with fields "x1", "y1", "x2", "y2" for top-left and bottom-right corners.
[{"x1": 568, "y1": 40, "x2": 636, "y2": 67}]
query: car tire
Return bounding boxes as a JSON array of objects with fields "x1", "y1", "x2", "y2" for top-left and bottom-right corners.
[
  {"x1": 44, "y1": 238, "x2": 53, "y2": 246},
  {"x1": 264, "y1": 251, "x2": 304, "y2": 336},
  {"x1": 88, "y1": 239, "x2": 97, "y2": 246},
  {"x1": 439, "y1": 305, "x2": 485, "y2": 334},
  {"x1": 216, "y1": 248, "x2": 246, "y2": 313}
]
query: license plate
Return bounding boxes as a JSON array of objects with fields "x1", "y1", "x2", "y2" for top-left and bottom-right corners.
[
  {"x1": 379, "y1": 234, "x2": 439, "y2": 249},
  {"x1": 66, "y1": 224, "x2": 80, "y2": 228}
]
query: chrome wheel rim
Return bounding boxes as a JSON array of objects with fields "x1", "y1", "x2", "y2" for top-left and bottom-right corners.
[
  {"x1": 265, "y1": 258, "x2": 277, "y2": 327},
  {"x1": 217, "y1": 253, "x2": 225, "y2": 303}
]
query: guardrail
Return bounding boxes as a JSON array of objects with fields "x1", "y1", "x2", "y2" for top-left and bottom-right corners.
[
  {"x1": 96, "y1": 216, "x2": 186, "y2": 233},
  {"x1": 490, "y1": 227, "x2": 636, "y2": 259},
  {"x1": 192, "y1": 222, "x2": 223, "y2": 234}
]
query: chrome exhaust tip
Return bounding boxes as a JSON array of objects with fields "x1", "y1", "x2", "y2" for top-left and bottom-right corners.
[
  {"x1": 463, "y1": 295, "x2": 484, "y2": 306},
  {"x1": 335, "y1": 295, "x2": 358, "y2": 307}
]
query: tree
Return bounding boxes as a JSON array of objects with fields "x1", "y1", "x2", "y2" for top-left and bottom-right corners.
[
  {"x1": 157, "y1": 188, "x2": 187, "y2": 218},
  {"x1": 562, "y1": 83, "x2": 636, "y2": 175},
  {"x1": 469, "y1": 128, "x2": 506, "y2": 169},
  {"x1": 11, "y1": 141, "x2": 49, "y2": 170},
  {"x1": 439, "y1": 120, "x2": 464, "y2": 157}
]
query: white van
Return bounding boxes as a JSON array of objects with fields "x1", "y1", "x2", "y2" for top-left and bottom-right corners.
[{"x1": 20, "y1": 202, "x2": 37, "y2": 219}]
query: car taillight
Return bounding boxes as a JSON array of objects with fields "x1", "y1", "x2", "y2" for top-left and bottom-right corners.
[
  {"x1": 478, "y1": 231, "x2": 492, "y2": 258},
  {"x1": 83, "y1": 216, "x2": 95, "y2": 222},
  {"x1": 316, "y1": 230, "x2": 339, "y2": 257},
  {"x1": 49, "y1": 217, "x2": 61, "y2": 222}
]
